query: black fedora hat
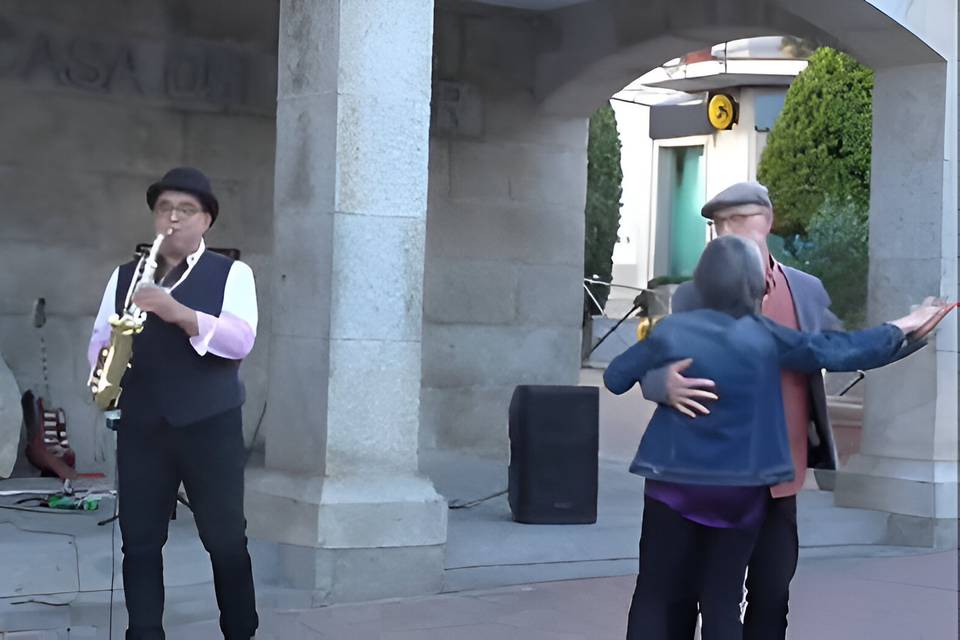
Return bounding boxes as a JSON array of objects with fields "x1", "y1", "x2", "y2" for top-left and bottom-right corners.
[{"x1": 146, "y1": 167, "x2": 220, "y2": 224}]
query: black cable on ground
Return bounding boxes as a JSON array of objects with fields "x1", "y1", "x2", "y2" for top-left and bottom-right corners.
[
  {"x1": 448, "y1": 489, "x2": 508, "y2": 510},
  {"x1": 0, "y1": 504, "x2": 88, "y2": 515}
]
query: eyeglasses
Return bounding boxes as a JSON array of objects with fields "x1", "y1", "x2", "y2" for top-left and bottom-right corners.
[{"x1": 155, "y1": 203, "x2": 203, "y2": 217}]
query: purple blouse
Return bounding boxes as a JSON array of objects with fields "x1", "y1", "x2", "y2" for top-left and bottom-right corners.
[{"x1": 645, "y1": 479, "x2": 768, "y2": 529}]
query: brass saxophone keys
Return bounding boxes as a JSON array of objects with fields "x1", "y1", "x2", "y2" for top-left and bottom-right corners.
[{"x1": 108, "y1": 314, "x2": 144, "y2": 335}]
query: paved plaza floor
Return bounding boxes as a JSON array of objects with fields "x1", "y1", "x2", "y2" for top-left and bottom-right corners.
[
  {"x1": 183, "y1": 549, "x2": 958, "y2": 640},
  {"x1": 1, "y1": 371, "x2": 956, "y2": 638},
  {"x1": 2, "y1": 467, "x2": 955, "y2": 639},
  {"x1": 2, "y1": 548, "x2": 952, "y2": 639}
]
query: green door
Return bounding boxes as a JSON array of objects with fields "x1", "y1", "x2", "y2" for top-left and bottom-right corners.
[{"x1": 668, "y1": 146, "x2": 706, "y2": 277}]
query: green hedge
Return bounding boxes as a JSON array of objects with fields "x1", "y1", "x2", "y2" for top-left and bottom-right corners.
[
  {"x1": 792, "y1": 199, "x2": 869, "y2": 328},
  {"x1": 584, "y1": 103, "x2": 623, "y2": 310},
  {"x1": 758, "y1": 48, "x2": 873, "y2": 237}
]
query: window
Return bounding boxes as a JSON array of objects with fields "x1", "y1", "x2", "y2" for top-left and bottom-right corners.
[{"x1": 755, "y1": 91, "x2": 787, "y2": 132}]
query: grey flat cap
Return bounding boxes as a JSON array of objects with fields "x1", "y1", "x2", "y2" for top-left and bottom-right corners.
[{"x1": 701, "y1": 181, "x2": 772, "y2": 219}]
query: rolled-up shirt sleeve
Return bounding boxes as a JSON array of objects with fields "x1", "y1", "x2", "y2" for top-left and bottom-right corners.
[
  {"x1": 88, "y1": 268, "x2": 119, "y2": 371},
  {"x1": 189, "y1": 260, "x2": 258, "y2": 360}
]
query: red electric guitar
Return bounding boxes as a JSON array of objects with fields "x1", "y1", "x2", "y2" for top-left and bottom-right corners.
[{"x1": 22, "y1": 390, "x2": 77, "y2": 481}]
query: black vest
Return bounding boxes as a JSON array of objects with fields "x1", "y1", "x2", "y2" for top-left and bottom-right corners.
[{"x1": 115, "y1": 250, "x2": 244, "y2": 427}]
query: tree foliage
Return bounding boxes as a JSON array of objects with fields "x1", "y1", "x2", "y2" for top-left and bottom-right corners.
[
  {"x1": 780, "y1": 36, "x2": 817, "y2": 59},
  {"x1": 758, "y1": 48, "x2": 873, "y2": 237},
  {"x1": 791, "y1": 198, "x2": 870, "y2": 328},
  {"x1": 584, "y1": 103, "x2": 623, "y2": 310}
]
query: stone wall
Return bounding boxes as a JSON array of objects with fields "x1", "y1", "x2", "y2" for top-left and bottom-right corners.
[
  {"x1": 0, "y1": 0, "x2": 278, "y2": 475},
  {"x1": 421, "y1": 5, "x2": 588, "y2": 456},
  {"x1": 833, "y1": 59, "x2": 958, "y2": 547},
  {"x1": 448, "y1": 0, "x2": 957, "y2": 547}
]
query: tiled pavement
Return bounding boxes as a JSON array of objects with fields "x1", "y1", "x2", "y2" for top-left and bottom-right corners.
[
  {"x1": 2, "y1": 370, "x2": 956, "y2": 639},
  {"x1": 161, "y1": 549, "x2": 957, "y2": 639}
]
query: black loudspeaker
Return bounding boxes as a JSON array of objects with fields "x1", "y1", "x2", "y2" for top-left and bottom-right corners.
[{"x1": 508, "y1": 385, "x2": 600, "y2": 524}]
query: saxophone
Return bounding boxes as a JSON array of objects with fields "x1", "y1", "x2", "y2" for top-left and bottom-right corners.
[
  {"x1": 636, "y1": 315, "x2": 664, "y2": 341},
  {"x1": 88, "y1": 231, "x2": 169, "y2": 412},
  {"x1": 634, "y1": 291, "x2": 666, "y2": 342}
]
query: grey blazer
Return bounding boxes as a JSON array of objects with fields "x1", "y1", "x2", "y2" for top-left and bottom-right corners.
[{"x1": 641, "y1": 267, "x2": 919, "y2": 471}]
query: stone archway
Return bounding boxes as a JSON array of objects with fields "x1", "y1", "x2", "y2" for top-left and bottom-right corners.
[
  {"x1": 255, "y1": 0, "x2": 954, "y2": 602},
  {"x1": 423, "y1": 0, "x2": 956, "y2": 547}
]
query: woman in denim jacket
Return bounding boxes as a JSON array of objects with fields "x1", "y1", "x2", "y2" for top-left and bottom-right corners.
[{"x1": 604, "y1": 235, "x2": 953, "y2": 640}]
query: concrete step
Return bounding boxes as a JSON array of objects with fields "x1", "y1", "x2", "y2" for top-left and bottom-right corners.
[{"x1": 797, "y1": 489, "x2": 890, "y2": 547}]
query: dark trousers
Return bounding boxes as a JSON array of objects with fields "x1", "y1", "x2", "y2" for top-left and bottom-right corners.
[
  {"x1": 117, "y1": 407, "x2": 258, "y2": 640},
  {"x1": 742, "y1": 495, "x2": 798, "y2": 639},
  {"x1": 642, "y1": 494, "x2": 799, "y2": 640},
  {"x1": 626, "y1": 496, "x2": 760, "y2": 640}
]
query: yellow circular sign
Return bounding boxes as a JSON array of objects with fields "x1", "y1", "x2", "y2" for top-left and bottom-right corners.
[{"x1": 708, "y1": 94, "x2": 736, "y2": 130}]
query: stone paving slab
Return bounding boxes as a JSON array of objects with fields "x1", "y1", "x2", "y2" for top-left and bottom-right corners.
[
  {"x1": 429, "y1": 450, "x2": 895, "y2": 592},
  {"x1": 788, "y1": 550, "x2": 958, "y2": 640},
  {"x1": 1, "y1": 374, "x2": 952, "y2": 639},
  {"x1": 1, "y1": 454, "x2": 926, "y2": 638},
  {"x1": 162, "y1": 551, "x2": 957, "y2": 639},
  {"x1": 2, "y1": 513, "x2": 956, "y2": 638}
]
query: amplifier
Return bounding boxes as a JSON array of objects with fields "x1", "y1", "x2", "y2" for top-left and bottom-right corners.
[{"x1": 508, "y1": 385, "x2": 599, "y2": 524}]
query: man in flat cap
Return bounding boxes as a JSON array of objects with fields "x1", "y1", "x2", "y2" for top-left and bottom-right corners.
[
  {"x1": 635, "y1": 181, "x2": 843, "y2": 639},
  {"x1": 87, "y1": 167, "x2": 259, "y2": 639}
]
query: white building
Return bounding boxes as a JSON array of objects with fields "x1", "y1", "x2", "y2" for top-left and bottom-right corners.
[{"x1": 608, "y1": 37, "x2": 809, "y2": 316}]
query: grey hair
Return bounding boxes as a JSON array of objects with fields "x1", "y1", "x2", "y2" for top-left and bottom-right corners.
[{"x1": 693, "y1": 235, "x2": 766, "y2": 318}]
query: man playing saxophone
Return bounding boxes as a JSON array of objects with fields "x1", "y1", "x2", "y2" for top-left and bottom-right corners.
[{"x1": 87, "y1": 167, "x2": 259, "y2": 640}]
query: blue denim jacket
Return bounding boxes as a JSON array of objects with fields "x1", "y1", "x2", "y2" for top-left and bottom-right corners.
[{"x1": 604, "y1": 310, "x2": 904, "y2": 486}]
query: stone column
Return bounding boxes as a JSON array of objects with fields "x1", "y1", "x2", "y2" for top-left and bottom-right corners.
[
  {"x1": 246, "y1": 0, "x2": 446, "y2": 601},
  {"x1": 834, "y1": 62, "x2": 958, "y2": 549}
]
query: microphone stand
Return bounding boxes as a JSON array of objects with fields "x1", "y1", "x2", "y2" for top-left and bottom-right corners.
[{"x1": 583, "y1": 278, "x2": 651, "y2": 356}]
